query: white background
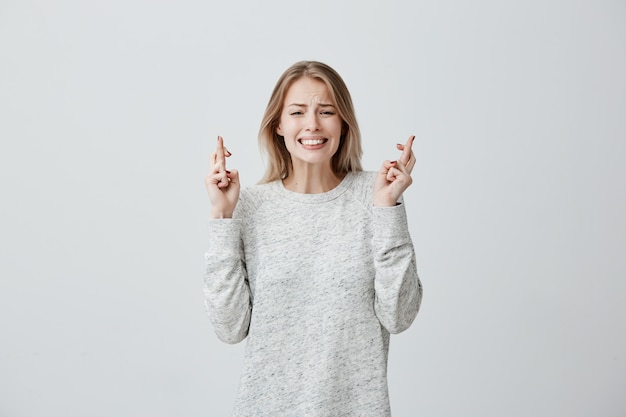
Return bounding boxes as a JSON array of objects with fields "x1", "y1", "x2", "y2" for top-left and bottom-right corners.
[{"x1": 1, "y1": 1, "x2": 625, "y2": 416}]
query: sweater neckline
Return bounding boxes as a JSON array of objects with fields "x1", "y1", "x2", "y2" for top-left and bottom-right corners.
[{"x1": 273, "y1": 171, "x2": 355, "y2": 203}]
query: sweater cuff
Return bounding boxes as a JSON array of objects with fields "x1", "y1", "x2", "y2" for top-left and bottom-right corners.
[{"x1": 372, "y1": 204, "x2": 410, "y2": 240}]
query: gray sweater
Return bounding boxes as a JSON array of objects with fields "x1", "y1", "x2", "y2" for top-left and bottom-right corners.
[{"x1": 204, "y1": 170, "x2": 422, "y2": 416}]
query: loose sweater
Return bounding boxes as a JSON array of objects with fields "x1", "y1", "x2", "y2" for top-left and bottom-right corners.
[{"x1": 204, "y1": 170, "x2": 422, "y2": 417}]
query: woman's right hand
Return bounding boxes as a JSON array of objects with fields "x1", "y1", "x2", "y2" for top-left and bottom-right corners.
[{"x1": 205, "y1": 136, "x2": 240, "y2": 219}]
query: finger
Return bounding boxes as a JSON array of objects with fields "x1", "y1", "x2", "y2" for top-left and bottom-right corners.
[
  {"x1": 399, "y1": 135, "x2": 415, "y2": 165},
  {"x1": 380, "y1": 159, "x2": 409, "y2": 177},
  {"x1": 216, "y1": 136, "x2": 226, "y2": 169},
  {"x1": 210, "y1": 153, "x2": 225, "y2": 175},
  {"x1": 406, "y1": 150, "x2": 416, "y2": 174},
  {"x1": 393, "y1": 159, "x2": 413, "y2": 187},
  {"x1": 393, "y1": 157, "x2": 412, "y2": 176},
  {"x1": 383, "y1": 160, "x2": 401, "y2": 182},
  {"x1": 219, "y1": 169, "x2": 229, "y2": 187},
  {"x1": 389, "y1": 166, "x2": 410, "y2": 182},
  {"x1": 387, "y1": 164, "x2": 398, "y2": 182},
  {"x1": 379, "y1": 159, "x2": 394, "y2": 173},
  {"x1": 205, "y1": 172, "x2": 229, "y2": 187},
  {"x1": 211, "y1": 148, "x2": 231, "y2": 167},
  {"x1": 226, "y1": 169, "x2": 239, "y2": 184},
  {"x1": 216, "y1": 170, "x2": 232, "y2": 188}
]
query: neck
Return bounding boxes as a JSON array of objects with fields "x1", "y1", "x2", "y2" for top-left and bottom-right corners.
[{"x1": 283, "y1": 162, "x2": 344, "y2": 194}]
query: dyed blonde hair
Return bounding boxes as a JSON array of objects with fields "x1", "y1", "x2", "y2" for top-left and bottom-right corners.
[{"x1": 258, "y1": 61, "x2": 363, "y2": 183}]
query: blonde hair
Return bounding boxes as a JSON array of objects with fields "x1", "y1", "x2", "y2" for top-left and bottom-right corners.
[{"x1": 258, "y1": 61, "x2": 362, "y2": 183}]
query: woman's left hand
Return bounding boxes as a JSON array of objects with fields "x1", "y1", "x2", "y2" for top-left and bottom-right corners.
[{"x1": 373, "y1": 135, "x2": 416, "y2": 207}]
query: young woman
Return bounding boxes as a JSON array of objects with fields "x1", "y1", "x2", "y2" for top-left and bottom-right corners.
[{"x1": 204, "y1": 61, "x2": 422, "y2": 416}]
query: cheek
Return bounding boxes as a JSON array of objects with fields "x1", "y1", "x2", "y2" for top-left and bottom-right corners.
[
  {"x1": 331, "y1": 120, "x2": 343, "y2": 138},
  {"x1": 276, "y1": 117, "x2": 285, "y2": 136},
  {"x1": 278, "y1": 119, "x2": 296, "y2": 137}
]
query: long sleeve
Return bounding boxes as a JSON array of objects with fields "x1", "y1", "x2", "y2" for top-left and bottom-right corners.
[
  {"x1": 372, "y1": 203, "x2": 423, "y2": 334},
  {"x1": 206, "y1": 173, "x2": 421, "y2": 416},
  {"x1": 204, "y1": 218, "x2": 252, "y2": 344}
]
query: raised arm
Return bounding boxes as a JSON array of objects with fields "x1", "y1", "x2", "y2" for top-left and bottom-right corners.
[
  {"x1": 204, "y1": 136, "x2": 251, "y2": 343},
  {"x1": 372, "y1": 135, "x2": 422, "y2": 333}
]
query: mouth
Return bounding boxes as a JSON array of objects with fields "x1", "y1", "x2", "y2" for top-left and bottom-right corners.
[{"x1": 298, "y1": 137, "x2": 328, "y2": 146}]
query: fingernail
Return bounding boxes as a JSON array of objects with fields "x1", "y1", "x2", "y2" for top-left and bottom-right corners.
[
  {"x1": 226, "y1": 170, "x2": 231, "y2": 174},
  {"x1": 390, "y1": 160, "x2": 397, "y2": 165}
]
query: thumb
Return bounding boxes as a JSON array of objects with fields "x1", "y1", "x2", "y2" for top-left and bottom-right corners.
[{"x1": 227, "y1": 169, "x2": 240, "y2": 184}]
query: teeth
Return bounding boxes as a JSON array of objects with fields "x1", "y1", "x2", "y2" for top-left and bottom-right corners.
[{"x1": 301, "y1": 139, "x2": 325, "y2": 145}]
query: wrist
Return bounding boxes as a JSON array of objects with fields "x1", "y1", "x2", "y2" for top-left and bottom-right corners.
[
  {"x1": 209, "y1": 209, "x2": 233, "y2": 219},
  {"x1": 373, "y1": 202, "x2": 397, "y2": 207},
  {"x1": 373, "y1": 197, "x2": 397, "y2": 207}
]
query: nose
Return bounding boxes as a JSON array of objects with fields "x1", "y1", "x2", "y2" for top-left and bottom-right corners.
[{"x1": 305, "y1": 111, "x2": 320, "y2": 131}]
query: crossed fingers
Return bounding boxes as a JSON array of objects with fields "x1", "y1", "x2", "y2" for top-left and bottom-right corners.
[
  {"x1": 396, "y1": 135, "x2": 416, "y2": 174},
  {"x1": 210, "y1": 136, "x2": 232, "y2": 187}
]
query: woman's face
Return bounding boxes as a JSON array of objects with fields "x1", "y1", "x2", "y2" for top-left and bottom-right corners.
[{"x1": 277, "y1": 77, "x2": 343, "y2": 170}]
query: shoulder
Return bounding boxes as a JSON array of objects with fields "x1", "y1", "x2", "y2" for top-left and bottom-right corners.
[
  {"x1": 343, "y1": 170, "x2": 377, "y2": 205},
  {"x1": 349, "y1": 170, "x2": 377, "y2": 186},
  {"x1": 234, "y1": 181, "x2": 278, "y2": 218}
]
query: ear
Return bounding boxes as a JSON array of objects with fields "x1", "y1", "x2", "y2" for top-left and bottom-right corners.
[{"x1": 276, "y1": 124, "x2": 283, "y2": 136}]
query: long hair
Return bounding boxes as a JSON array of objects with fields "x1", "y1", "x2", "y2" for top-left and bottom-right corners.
[{"x1": 258, "y1": 61, "x2": 363, "y2": 183}]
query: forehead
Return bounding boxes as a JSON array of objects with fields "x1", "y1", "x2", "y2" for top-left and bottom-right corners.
[{"x1": 284, "y1": 77, "x2": 333, "y2": 103}]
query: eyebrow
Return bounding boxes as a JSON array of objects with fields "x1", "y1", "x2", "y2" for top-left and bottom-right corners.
[{"x1": 287, "y1": 103, "x2": 336, "y2": 107}]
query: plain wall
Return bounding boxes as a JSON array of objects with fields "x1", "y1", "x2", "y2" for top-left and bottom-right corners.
[{"x1": 1, "y1": 0, "x2": 624, "y2": 416}]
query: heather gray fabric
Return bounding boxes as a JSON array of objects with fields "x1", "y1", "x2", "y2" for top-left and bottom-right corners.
[{"x1": 204, "y1": 171, "x2": 422, "y2": 416}]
